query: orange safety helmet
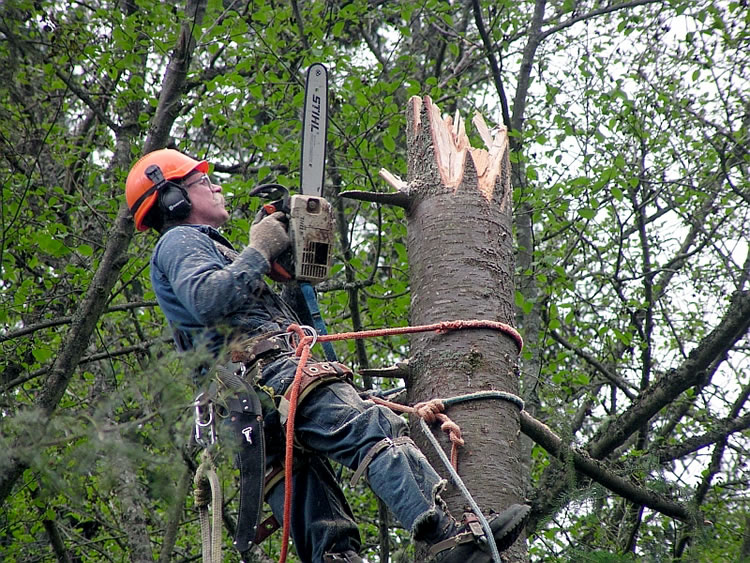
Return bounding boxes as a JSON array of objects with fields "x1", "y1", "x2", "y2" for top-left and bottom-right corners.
[{"x1": 125, "y1": 148, "x2": 209, "y2": 231}]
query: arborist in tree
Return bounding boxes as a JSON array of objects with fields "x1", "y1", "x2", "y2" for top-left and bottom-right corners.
[{"x1": 125, "y1": 147, "x2": 530, "y2": 563}]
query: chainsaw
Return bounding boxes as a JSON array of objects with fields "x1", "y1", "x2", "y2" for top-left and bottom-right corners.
[
  {"x1": 249, "y1": 63, "x2": 334, "y2": 286},
  {"x1": 249, "y1": 63, "x2": 337, "y2": 362}
]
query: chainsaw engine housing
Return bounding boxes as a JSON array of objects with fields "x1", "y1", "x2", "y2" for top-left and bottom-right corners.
[{"x1": 288, "y1": 194, "x2": 335, "y2": 284}]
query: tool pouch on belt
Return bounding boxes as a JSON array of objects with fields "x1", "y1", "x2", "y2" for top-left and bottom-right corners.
[
  {"x1": 214, "y1": 365, "x2": 267, "y2": 552},
  {"x1": 277, "y1": 361, "x2": 353, "y2": 426}
]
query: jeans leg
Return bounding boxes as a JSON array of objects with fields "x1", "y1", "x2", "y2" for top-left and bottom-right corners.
[
  {"x1": 295, "y1": 381, "x2": 447, "y2": 534},
  {"x1": 265, "y1": 455, "x2": 361, "y2": 562}
]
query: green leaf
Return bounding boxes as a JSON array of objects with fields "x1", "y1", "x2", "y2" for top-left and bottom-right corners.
[
  {"x1": 35, "y1": 233, "x2": 70, "y2": 257},
  {"x1": 32, "y1": 347, "x2": 54, "y2": 363},
  {"x1": 77, "y1": 244, "x2": 94, "y2": 256},
  {"x1": 382, "y1": 134, "x2": 396, "y2": 152}
]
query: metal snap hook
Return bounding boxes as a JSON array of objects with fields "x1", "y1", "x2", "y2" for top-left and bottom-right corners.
[
  {"x1": 287, "y1": 325, "x2": 318, "y2": 349},
  {"x1": 193, "y1": 392, "x2": 216, "y2": 446}
]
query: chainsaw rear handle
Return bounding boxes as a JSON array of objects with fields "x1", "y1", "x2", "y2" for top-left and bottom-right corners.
[{"x1": 249, "y1": 183, "x2": 291, "y2": 221}]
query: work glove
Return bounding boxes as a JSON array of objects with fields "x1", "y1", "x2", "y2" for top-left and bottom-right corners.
[{"x1": 250, "y1": 211, "x2": 290, "y2": 263}]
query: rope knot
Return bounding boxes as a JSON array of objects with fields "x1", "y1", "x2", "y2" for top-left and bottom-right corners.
[
  {"x1": 194, "y1": 476, "x2": 212, "y2": 507},
  {"x1": 439, "y1": 418, "x2": 464, "y2": 447},
  {"x1": 413, "y1": 399, "x2": 445, "y2": 423},
  {"x1": 193, "y1": 450, "x2": 214, "y2": 507}
]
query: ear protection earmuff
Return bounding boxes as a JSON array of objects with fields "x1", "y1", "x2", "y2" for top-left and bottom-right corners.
[{"x1": 145, "y1": 164, "x2": 192, "y2": 221}]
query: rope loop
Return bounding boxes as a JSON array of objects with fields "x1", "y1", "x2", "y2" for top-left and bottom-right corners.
[
  {"x1": 286, "y1": 323, "x2": 317, "y2": 356},
  {"x1": 194, "y1": 449, "x2": 223, "y2": 563}
]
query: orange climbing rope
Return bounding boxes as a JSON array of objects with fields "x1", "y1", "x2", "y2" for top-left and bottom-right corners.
[
  {"x1": 278, "y1": 320, "x2": 523, "y2": 563},
  {"x1": 371, "y1": 396, "x2": 465, "y2": 468},
  {"x1": 311, "y1": 319, "x2": 524, "y2": 352},
  {"x1": 278, "y1": 327, "x2": 313, "y2": 563}
]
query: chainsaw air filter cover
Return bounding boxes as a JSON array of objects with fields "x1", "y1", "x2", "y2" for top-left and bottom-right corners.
[{"x1": 288, "y1": 194, "x2": 335, "y2": 284}]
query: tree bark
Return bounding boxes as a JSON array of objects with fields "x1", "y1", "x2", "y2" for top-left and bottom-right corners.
[{"x1": 384, "y1": 96, "x2": 526, "y2": 560}]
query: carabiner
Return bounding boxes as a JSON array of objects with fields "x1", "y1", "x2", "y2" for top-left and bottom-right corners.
[{"x1": 194, "y1": 392, "x2": 216, "y2": 447}]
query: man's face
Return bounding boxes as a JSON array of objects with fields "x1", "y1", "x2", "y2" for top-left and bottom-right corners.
[{"x1": 181, "y1": 171, "x2": 229, "y2": 228}]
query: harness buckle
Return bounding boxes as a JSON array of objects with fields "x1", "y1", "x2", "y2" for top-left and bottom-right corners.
[{"x1": 194, "y1": 392, "x2": 216, "y2": 447}]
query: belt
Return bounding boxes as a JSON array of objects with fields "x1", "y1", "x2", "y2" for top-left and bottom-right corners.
[{"x1": 230, "y1": 331, "x2": 294, "y2": 366}]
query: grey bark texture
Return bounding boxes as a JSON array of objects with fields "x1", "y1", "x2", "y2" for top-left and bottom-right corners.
[{"x1": 382, "y1": 96, "x2": 527, "y2": 561}]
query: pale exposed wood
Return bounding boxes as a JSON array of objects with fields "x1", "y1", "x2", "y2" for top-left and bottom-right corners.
[
  {"x1": 378, "y1": 168, "x2": 408, "y2": 192},
  {"x1": 472, "y1": 111, "x2": 494, "y2": 148},
  {"x1": 382, "y1": 96, "x2": 509, "y2": 201},
  {"x1": 427, "y1": 97, "x2": 467, "y2": 189},
  {"x1": 470, "y1": 112, "x2": 509, "y2": 201}
]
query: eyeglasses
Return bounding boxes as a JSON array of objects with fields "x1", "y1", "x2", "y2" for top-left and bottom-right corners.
[{"x1": 182, "y1": 174, "x2": 212, "y2": 189}]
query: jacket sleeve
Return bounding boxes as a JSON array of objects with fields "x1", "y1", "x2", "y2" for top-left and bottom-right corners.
[{"x1": 153, "y1": 227, "x2": 271, "y2": 326}]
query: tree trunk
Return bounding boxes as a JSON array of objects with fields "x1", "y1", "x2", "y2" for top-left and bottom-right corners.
[{"x1": 386, "y1": 96, "x2": 526, "y2": 560}]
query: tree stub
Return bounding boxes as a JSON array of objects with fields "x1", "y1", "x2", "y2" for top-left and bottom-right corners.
[{"x1": 392, "y1": 95, "x2": 526, "y2": 560}]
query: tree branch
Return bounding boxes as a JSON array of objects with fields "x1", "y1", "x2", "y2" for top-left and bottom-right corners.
[
  {"x1": 656, "y1": 409, "x2": 750, "y2": 464},
  {"x1": 547, "y1": 327, "x2": 638, "y2": 399},
  {"x1": 471, "y1": 0, "x2": 511, "y2": 130},
  {"x1": 539, "y1": 0, "x2": 665, "y2": 42},
  {"x1": 55, "y1": 69, "x2": 120, "y2": 133},
  {"x1": 0, "y1": 301, "x2": 159, "y2": 343},
  {"x1": 588, "y1": 290, "x2": 750, "y2": 460},
  {"x1": 339, "y1": 189, "x2": 411, "y2": 209},
  {"x1": 520, "y1": 411, "x2": 694, "y2": 522},
  {"x1": 1, "y1": 337, "x2": 172, "y2": 392},
  {"x1": 510, "y1": 0, "x2": 546, "y2": 138}
]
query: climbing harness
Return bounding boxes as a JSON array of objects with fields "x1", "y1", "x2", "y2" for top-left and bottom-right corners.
[{"x1": 193, "y1": 318, "x2": 525, "y2": 563}]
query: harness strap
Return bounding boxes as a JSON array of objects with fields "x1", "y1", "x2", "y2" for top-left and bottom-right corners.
[
  {"x1": 236, "y1": 464, "x2": 286, "y2": 554},
  {"x1": 299, "y1": 282, "x2": 337, "y2": 362},
  {"x1": 428, "y1": 512, "x2": 486, "y2": 556},
  {"x1": 277, "y1": 361, "x2": 353, "y2": 426},
  {"x1": 349, "y1": 436, "x2": 416, "y2": 487},
  {"x1": 230, "y1": 332, "x2": 290, "y2": 365},
  {"x1": 254, "y1": 515, "x2": 280, "y2": 544}
]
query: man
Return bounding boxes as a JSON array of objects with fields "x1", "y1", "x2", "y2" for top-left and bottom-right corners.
[{"x1": 125, "y1": 148, "x2": 530, "y2": 562}]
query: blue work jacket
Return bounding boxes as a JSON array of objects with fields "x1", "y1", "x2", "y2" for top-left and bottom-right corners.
[{"x1": 149, "y1": 224, "x2": 303, "y2": 356}]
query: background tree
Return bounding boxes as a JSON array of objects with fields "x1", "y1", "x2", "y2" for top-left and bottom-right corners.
[{"x1": 1, "y1": 0, "x2": 748, "y2": 562}]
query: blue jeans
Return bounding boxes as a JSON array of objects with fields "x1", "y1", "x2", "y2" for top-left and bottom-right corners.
[{"x1": 259, "y1": 356, "x2": 446, "y2": 561}]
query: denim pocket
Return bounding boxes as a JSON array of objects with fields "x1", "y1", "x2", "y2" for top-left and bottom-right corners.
[{"x1": 300, "y1": 382, "x2": 367, "y2": 434}]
